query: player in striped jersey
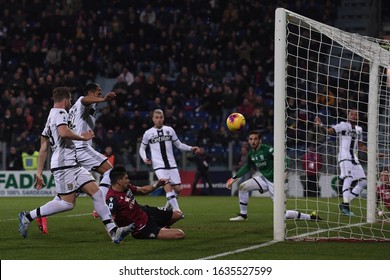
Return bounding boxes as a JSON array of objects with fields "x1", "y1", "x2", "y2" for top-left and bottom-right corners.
[
  {"x1": 18, "y1": 87, "x2": 133, "y2": 243},
  {"x1": 68, "y1": 83, "x2": 116, "y2": 198},
  {"x1": 315, "y1": 109, "x2": 367, "y2": 216},
  {"x1": 226, "y1": 130, "x2": 321, "y2": 221},
  {"x1": 139, "y1": 109, "x2": 200, "y2": 212}
]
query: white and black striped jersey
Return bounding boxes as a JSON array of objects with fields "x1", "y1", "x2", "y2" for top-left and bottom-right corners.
[
  {"x1": 139, "y1": 125, "x2": 192, "y2": 171},
  {"x1": 332, "y1": 121, "x2": 363, "y2": 163},
  {"x1": 42, "y1": 108, "x2": 77, "y2": 169},
  {"x1": 68, "y1": 96, "x2": 96, "y2": 148}
]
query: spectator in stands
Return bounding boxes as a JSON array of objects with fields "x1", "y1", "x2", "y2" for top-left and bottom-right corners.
[
  {"x1": 213, "y1": 125, "x2": 231, "y2": 148},
  {"x1": 197, "y1": 121, "x2": 214, "y2": 148},
  {"x1": 173, "y1": 111, "x2": 191, "y2": 137},
  {"x1": 237, "y1": 98, "x2": 254, "y2": 121},
  {"x1": 248, "y1": 107, "x2": 267, "y2": 133},
  {"x1": 6, "y1": 146, "x2": 23, "y2": 170},
  {"x1": 221, "y1": 82, "x2": 236, "y2": 121},
  {"x1": 116, "y1": 67, "x2": 134, "y2": 87},
  {"x1": 21, "y1": 142, "x2": 39, "y2": 171}
]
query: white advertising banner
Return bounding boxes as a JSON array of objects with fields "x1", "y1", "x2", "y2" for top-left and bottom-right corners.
[{"x1": 0, "y1": 171, "x2": 56, "y2": 196}]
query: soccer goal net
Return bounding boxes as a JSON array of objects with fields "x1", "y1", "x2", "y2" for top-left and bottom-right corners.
[{"x1": 274, "y1": 8, "x2": 390, "y2": 241}]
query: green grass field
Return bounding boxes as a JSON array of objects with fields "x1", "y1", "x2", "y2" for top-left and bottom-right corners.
[{"x1": 1, "y1": 195, "x2": 390, "y2": 260}]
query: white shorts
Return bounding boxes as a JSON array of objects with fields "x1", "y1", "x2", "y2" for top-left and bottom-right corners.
[
  {"x1": 155, "y1": 168, "x2": 181, "y2": 186},
  {"x1": 339, "y1": 160, "x2": 366, "y2": 180},
  {"x1": 53, "y1": 166, "x2": 96, "y2": 195},
  {"x1": 75, "y1": 146, "x2": 107, "y2": 171},
  {"x1": 239, "y1": 175, "x2": 275, "y2": 199}
]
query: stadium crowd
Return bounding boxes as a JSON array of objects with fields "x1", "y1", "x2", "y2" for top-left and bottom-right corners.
[{"x1": 0, "y1": 0, "x2": 340, "y2": 170}]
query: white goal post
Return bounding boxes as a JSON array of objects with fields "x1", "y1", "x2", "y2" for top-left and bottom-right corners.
[{"x1": 274, "y1": 8, "x2": 390, "y2": 241}]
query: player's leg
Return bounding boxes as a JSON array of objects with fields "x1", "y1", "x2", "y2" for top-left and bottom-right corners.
[
  {"x1": 79, "y1": 168, "x2": 132, "y2": 243},
  {"x1": 229, "y1": 175, "x2": 268, "y2": 221},
  {"x1": 338, "y1": 161, "x2": 355, "y2": 216},
  {"x1": 19, "y1": 168, "x2": 81, "y2": 238},
  {"x1": 158, "y1": 169, "x2": 182, "y2": 211},
  {"x1": 349, "y1": 164, "x2": 367, "y2": 202},
  {"x1": 157, "y1": 228, "x2": 185, "y2": 239},
  {"x1": 165, "y1": 183, "x2": 182, "y2": 211},
  {"x1": 285, "y1": 210, "x2": 322, "y2": 220}
]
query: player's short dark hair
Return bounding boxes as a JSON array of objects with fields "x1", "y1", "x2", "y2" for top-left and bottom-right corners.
[
  {"x1": 109, "y1": 165, "x2": 127, "y2": 184},
  {"x1": 84, "y1": 83, "x2": 100, "y2": 94},
  {"x1": 248, "y1": 130, "x2": 261, "y2": 138},
  {"x1": 52, "y1": 87, "x2": 71, "y2": 102}
]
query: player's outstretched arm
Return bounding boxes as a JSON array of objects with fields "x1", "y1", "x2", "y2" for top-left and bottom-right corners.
[
  {"x1": 136, "y1": 179, "x2": 169, "y2": 194},
  {"x1": 314, "y1": 116, "x2": 335, "y2": 135},
  {"x1": 81, "y1": 92, "x2": 116, "y2": 105}
]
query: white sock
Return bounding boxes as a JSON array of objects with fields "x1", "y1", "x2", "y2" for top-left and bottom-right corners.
[
  {"x1": 166, "y1": 191, "x2": 180, "y2": 211},
  {"x1": 238, "y1": 190, "x2": 249, "y2": 215},
  {"x1": 100, "y1": 169, "x2": 112, "y2": 188},
  {"x1": 29, "y1": 196, "x2": 74, "y2": 219},
  {"x1": 342, "y1": 177, "x2": 353, "y2": 203},
  {"x1": 100, "y1": 186, "x2": 109, "y2": 200},
  {"x1": 91, "y1": 189, "x2": 116, "y2": 232}
]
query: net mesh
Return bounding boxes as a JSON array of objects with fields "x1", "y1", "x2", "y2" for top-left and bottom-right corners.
[{"x1": 282, "y1": 9, "x2": 390, "y2": 241}]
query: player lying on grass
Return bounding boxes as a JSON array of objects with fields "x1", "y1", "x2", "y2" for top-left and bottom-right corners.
[
  {"x1": 226, "y1": 130, "x2": 322, "y2": 222},
  {"x1": 105, "y1": 165, "x2": 185, "y2": 239}
]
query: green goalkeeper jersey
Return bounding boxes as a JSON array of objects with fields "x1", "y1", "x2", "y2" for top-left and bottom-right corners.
[{"x1": 234, "y1": 144, "x2": 275, "y2": 182}]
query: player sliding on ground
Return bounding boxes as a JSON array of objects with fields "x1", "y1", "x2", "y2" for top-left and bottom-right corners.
[
  {"x1": 226, "y1": 130, "x2": 322, "y2": 221},
  {"x1": 106, "y1": 165, "x2": 185, "y2": 239}
]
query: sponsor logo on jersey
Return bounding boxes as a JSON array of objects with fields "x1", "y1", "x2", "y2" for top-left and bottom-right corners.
[{"x1": 150, "y1": 134, "x2": 172, "y2": 143}]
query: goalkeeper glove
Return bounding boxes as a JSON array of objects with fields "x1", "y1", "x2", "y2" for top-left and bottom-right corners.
[{"x1": 226, "y1": 178, "x2": 237, "y2": 189}]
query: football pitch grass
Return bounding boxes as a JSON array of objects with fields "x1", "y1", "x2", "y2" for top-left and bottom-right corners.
[{"x1": 1, "y1": 195, "x2": 390, "y2": 260}]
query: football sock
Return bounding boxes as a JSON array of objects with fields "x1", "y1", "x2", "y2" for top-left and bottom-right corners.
[
  {"x1": 342, "y1": 177, "x2": 353, "y2": 203},
  {"x1": 238, "y1": 190, "x2": 249, "y2": 215},
  {"x1": 29, "y1": 196, "x2": 74, "y2": 219},
  {"x1": 91, "y1": 189, "x2": 116, "y2": 232},
  {"x1": 100, "y1": 169, "x2": 112, "y2": 188},
  {"x1": 166, "y1": 191, "x2": 180, "y2": 211}
]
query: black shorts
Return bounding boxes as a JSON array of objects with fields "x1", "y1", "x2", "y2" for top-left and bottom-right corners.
[{"x1": 132, "y1": 205, "x2": 173, "y2": 239}]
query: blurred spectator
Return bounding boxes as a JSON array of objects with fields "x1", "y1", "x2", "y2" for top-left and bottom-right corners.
[
  {"x1": 11, "y1": 106, "x2": 27, "y2": 145},
  {"x1": 237, "y1": 98, "x2": 254, "y2": 120},
  {"x1": 6, "y1": 146, "x2": 23, "y2": 170},
  {"x1": 197, "y1": 121, "x2": 214, "y2": 148},
  {"x1": 173, "y1": 111, "x2": 191, "y2": 137},
  {"x1": 116, "y1": 66, "x2": 134, "y2": 87},
  {"x1": 213, "y1": 125, "x2": 231, "y2": 148},
  {"x1": 21, "y1": 142, "x2": 39, "y2": 171},
  {"x1": 248, "y1": 107, "x2": 267, "y2": 133},
  {"x1": 103, "y1": 145, "x2": 117, "y2": 167}
]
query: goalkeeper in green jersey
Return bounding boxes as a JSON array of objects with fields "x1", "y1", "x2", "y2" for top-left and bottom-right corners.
[{"x1": 226, "y1": 130, "x2": 321, "y2": 221}]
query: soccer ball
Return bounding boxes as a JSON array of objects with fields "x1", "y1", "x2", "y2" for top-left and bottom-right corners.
[{"x1": 226, "y1": 113, "x2": 246, "y2": 132}]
